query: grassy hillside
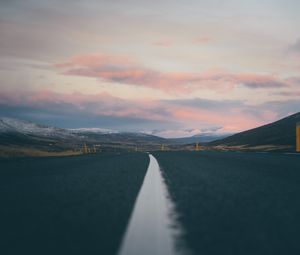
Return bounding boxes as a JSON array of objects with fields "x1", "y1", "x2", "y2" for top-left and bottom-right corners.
[{"x1": 209, "y1": 112, "x2": 300, "y2": 152}]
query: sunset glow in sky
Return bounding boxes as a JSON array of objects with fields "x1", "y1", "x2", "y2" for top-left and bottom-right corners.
[{"x1": 1, "y1": 0, "x2": 300, "y2": 137}]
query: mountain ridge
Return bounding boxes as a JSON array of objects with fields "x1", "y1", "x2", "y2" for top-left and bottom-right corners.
[
  {"x1": 208, "y1": 112, "x2": 300, "y2": 152},
  {"x1": 0, "y1": 117, "x2": 169, "y2": 156}
]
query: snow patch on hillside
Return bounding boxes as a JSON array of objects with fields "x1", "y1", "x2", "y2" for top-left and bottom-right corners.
[
  {"x1": 69, "y1": 128, "x2": 119, "y2": 134},
  {"x1": 0, "y1": 117, "x2": 75, "y2": 138}
]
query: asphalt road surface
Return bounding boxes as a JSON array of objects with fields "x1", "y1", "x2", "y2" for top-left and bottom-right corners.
[
  {"x1": 1, "y1": 151, "x2": 299, "y2": 255},
  {"x1": 154, "y1": 151, "x2": 300, "y2": 255},
  {"x1": 0, "y1": 153, "x2": 148, "y2": 255}
]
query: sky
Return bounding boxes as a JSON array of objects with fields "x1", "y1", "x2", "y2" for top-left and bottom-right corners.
[{"x1": 0, "y1": 0, "x2": 300, "y2": 137}]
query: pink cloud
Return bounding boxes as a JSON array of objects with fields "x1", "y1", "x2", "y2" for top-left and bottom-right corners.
[
  {"x1": 56, "y1": 53, "x2": 289, "y2": 93},
  {"x1": 193, "y1": 36, "x2": 213, "y2": 43},
  {"x1": 55, "y1": 53, "x2": 134, "y2": 69},
  {"x1": 1, "y1": 89, "x2": 285, "y2": 135},
  {"x1": 171, "y1": 107, "x2": 263, "y2": 132},
  {"x1": 234, "y1": 73, "x2": 287, "y2": 88},
  {"x1": 0, "y1": 89, "x2": 168, "y2": 122},
  {"x1": 272, "y1": 91, "x2": 300, "y2": 97},
  {"x1": 152, "y1": 40, "x2": 172, "y2": 47}
]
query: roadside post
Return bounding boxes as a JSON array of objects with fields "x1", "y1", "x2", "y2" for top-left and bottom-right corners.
[{"x1": 297, "y1": 122, "x2": 300, "y2": 152}]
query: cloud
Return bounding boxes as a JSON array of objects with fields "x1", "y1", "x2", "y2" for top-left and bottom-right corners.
[
  {"x1": 272, "y1": 91, "x2": 300, "y2": 97},
  {"x1": 152, "y1": 40, "x2": 172, "y2": 47},
  {"x1": 260, "y1": 100, "x2": 300, "y2": 118},
  {"x1": 164, "y1": 97, "x2": 243, "y2": 110},
  {"x1": 233, "y1": 73, "x2": 287, "y2": 88},
  {"x1": 0, "y1": 89, "x2": 176, "y2": 131},
  {"x1": 161, "y1": 97, "x2": 300, "y2": 132},
  {"x1": 286, "y1": 76, "x2": 300, "y2": 85},
  {"x1": 193, "y1": 36, "x2": 212, "y2": 43},
  {"x1": 289, "y1": 38, "x2": 300, "y2": 53},
  {"x1": 1, "y1": 89, "x2": 299, "y2": 137},
  {"x1": 55, "y1": 53, "x2": 289, "y2": 93},
  {"x1": 0, "y1": 89, "x2": 170, "y2": 122}
]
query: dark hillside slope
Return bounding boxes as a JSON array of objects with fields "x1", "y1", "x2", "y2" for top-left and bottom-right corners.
[{"x1": 209, "y1": 112, "x2": 300, "y2": 152}]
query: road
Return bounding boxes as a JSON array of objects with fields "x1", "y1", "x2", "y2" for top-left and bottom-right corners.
[
  {"x1": 154, "y1": 151, "x2": 300, "y2": 255},
  {"x1": 1, "y1": 151, "x2": 299, "y2": 255},
  {"x1": 119, "y1": 154, "x2": 183, "y2": 255},
  {"x1": 0, "y1": 153, "x2": 148, "y2": 255}
]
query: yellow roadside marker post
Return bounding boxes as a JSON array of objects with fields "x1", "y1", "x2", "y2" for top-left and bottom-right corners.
[
  {"x1": 82, "y1": 143, "x2": 88, "y2": 154},
  {"x1": 297, "y1": 122, "x2": 300, "y2": 152},
  {"x1": 195, "y1": 142, "x2": 200, "y2": 151}
]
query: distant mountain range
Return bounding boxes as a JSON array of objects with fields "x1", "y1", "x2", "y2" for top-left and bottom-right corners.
[
  {"x1": 0, "y1": 117, "x2": 168, "y2": 156},
  {"x1": 208, "y1": 112, "x2": 300, "y2": 152},
  {"x1": 169, "y1": 132, "x2": 232, "y2": 144},
  {"x1": 1, "y1": 112, "x2": 299, "y2": 156},
  {"x1": 0, "y1": 117, "x2": 75, "y2": 139}
]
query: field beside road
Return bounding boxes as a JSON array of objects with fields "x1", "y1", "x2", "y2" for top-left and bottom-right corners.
[
  {"x1": 0, "y1": 152, "x2": 148, "y2": 255},
  {"x1": 154, "y1": 151, "x2": 300, "y2": 255}
]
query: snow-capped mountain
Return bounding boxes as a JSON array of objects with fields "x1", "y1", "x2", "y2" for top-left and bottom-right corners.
[
  {"x1": 0, "y1": 117, "x2": 168, "y2": 147},
  {"x1": 0, "y1": 117, "x2": 171, "y2": 156},
  {"x1": 69, "y1": 128, "x2": 119, "y2": 134},
  {"x1": 0, "y1": 117, "x2": 75, "y2": 139}
]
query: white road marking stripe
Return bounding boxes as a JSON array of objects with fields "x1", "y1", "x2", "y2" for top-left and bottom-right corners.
[{"x1": 118, "y1": 154, "x2": 184, "y2": 255}]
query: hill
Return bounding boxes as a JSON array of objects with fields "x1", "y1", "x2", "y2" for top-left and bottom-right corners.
[
  {"x1": 0, "y1": 117, "x2": 168, "y2": 156},
  {"x1": 209, "y1": 112, "x2": 300, "y2": 152}
]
